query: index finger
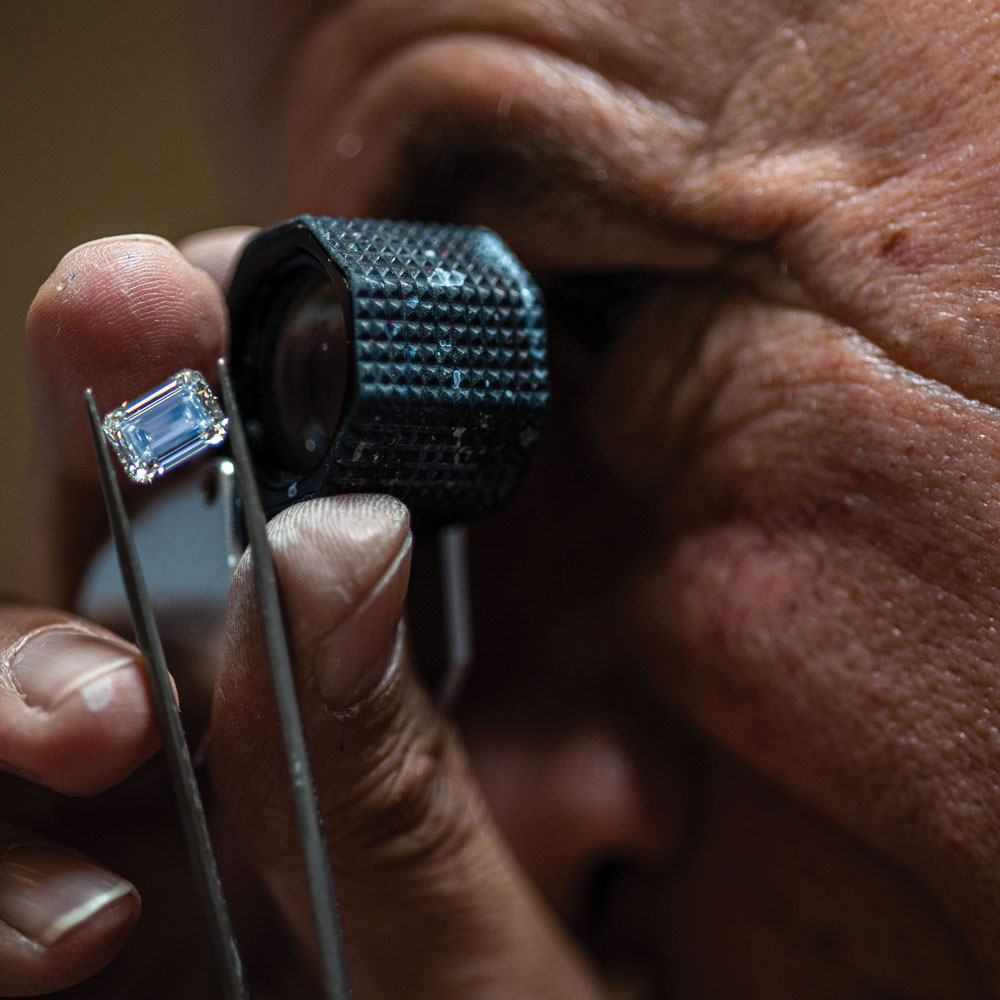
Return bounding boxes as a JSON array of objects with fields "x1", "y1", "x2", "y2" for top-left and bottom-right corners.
[{"x1": 13, "y1": 231, "x2": 248, "y2": 608}]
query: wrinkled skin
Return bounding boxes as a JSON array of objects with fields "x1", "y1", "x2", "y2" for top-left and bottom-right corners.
[{"x1": 4, "y1": 0, "x2": 1000, "y2": 996}]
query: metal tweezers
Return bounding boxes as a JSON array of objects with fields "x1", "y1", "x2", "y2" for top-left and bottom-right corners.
[{"x1": 84, "y1": 358, "x2": 352, "y2": 1000}]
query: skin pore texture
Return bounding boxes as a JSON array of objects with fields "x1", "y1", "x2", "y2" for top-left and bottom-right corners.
[{"x1": 6, "y1": 0, "x2": 1000, "y2": 995}]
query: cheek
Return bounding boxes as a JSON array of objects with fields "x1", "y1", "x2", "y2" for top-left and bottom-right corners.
[
  {"x1": 667, "y1": 758, "x2": 985, "y2": 997},
  {"x1": 600, "y1": 296, "x2": 1000, "y2": 956}
]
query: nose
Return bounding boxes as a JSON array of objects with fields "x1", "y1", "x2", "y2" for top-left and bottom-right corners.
[{"x1": 465, "y1": 719, "x2": 684, "y2": 914}]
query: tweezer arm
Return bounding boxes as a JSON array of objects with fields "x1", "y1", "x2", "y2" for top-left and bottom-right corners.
[
  {"x1": 217, "y1": 359, "x2": 353, "y2": 1000},
  {"x1": 84, "y1": 390, "x2": 248, "y2": 1000}
]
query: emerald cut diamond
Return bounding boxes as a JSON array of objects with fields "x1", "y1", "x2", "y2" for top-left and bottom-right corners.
[{"x1": 102, "y1": 369, "x2": 229, "y2": 484}]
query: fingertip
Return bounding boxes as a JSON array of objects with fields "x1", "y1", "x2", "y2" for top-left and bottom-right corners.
[
  {"x1": 263, "y1": 494, "x2": 412, "y2": 644},
  {"x1": 225, "y1": 493, "x2": 412, "y2": 692},
  {"x1": 29, "y1": 234, "x2": 191, "y2": 347},
  {"x1": 0, "y1": 839, "x2": 140, "y2": 997},
  {"x1": 25, "y1": 233, "x2": 229, "y2": 482},
  {"x1": 63, "y1": 232, "x2": 175, "y2": 256},
  {"x1": 177, "y1": 225, "x2": 258, "y2": 289},
  {"x1": 1, "y1": 625, "x2": 161, "y2": 796},
  {"x1": 267, "y1": 494, "x2": 411, "y2": 587},
  {"x1": 20, "y1": 671, "x2": 162, "y2": 797}
]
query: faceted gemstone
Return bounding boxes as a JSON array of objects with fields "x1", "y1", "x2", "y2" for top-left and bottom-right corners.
[{"x1": 102, "y1": 370, "x2": 228, "y2": 483}]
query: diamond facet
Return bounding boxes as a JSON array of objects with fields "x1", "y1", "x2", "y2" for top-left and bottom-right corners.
[{"x1": 102, "y1": 369, "x2": 229, "y2": 484}]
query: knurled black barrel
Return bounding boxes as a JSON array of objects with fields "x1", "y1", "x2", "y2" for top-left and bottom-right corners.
[{"x1": 227, "y1": 216, "x2": 548, "y2": 530}]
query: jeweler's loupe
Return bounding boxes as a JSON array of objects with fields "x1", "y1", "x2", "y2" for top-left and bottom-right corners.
[{"x1": 227, "y1": 216, "x2": 549, "y2": 531}]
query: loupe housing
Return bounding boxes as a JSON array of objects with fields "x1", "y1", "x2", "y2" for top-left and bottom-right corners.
[{"x1": 227, "y1": 216, "x2": 548, "y2": 530}]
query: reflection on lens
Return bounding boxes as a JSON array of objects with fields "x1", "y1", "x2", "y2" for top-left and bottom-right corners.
[{"x1": 271, "y1": 267, "x2": 349, "y2": 473}]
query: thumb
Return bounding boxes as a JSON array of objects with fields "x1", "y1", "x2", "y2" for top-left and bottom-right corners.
[{"x1": 211, "y1": 495, "x2": 604, "y2": 998}]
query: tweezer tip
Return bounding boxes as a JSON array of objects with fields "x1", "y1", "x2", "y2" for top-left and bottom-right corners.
[{"x1": 84, "y1": 391, "x2": 106, "y2": 452}]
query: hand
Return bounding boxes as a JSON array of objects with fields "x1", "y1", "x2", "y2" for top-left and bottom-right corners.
[
  {"x1": 0, "y1": 229, "x2": 605, "y2": 997},
  {"x1": 0, "y1": 231, "x2": 234, "y2": 997}
]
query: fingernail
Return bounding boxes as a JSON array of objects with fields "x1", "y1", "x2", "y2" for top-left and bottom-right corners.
[
  {"x1": 315, "y1": 535, "x2": 413, "y2": 711},
  {"x1": 9, "y1": 629, "x2": 143, "y2": 713},
  {"x1": 0, "y1": 845, "x2": 136, "y2": 946}
]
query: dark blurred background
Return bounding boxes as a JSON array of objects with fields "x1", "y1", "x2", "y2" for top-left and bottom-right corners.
[{"x1": 0, "y1": 1, "x2": 227, "y2": 570}]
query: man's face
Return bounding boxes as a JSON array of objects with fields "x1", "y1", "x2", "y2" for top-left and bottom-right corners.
[{"x1": 197, "y1": 0, "x2": 1000, "y2": 992}]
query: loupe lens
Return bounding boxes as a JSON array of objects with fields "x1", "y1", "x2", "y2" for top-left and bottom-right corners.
[{"x1": 269, "y1": 266, "x2": 349, "y2": 473}]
